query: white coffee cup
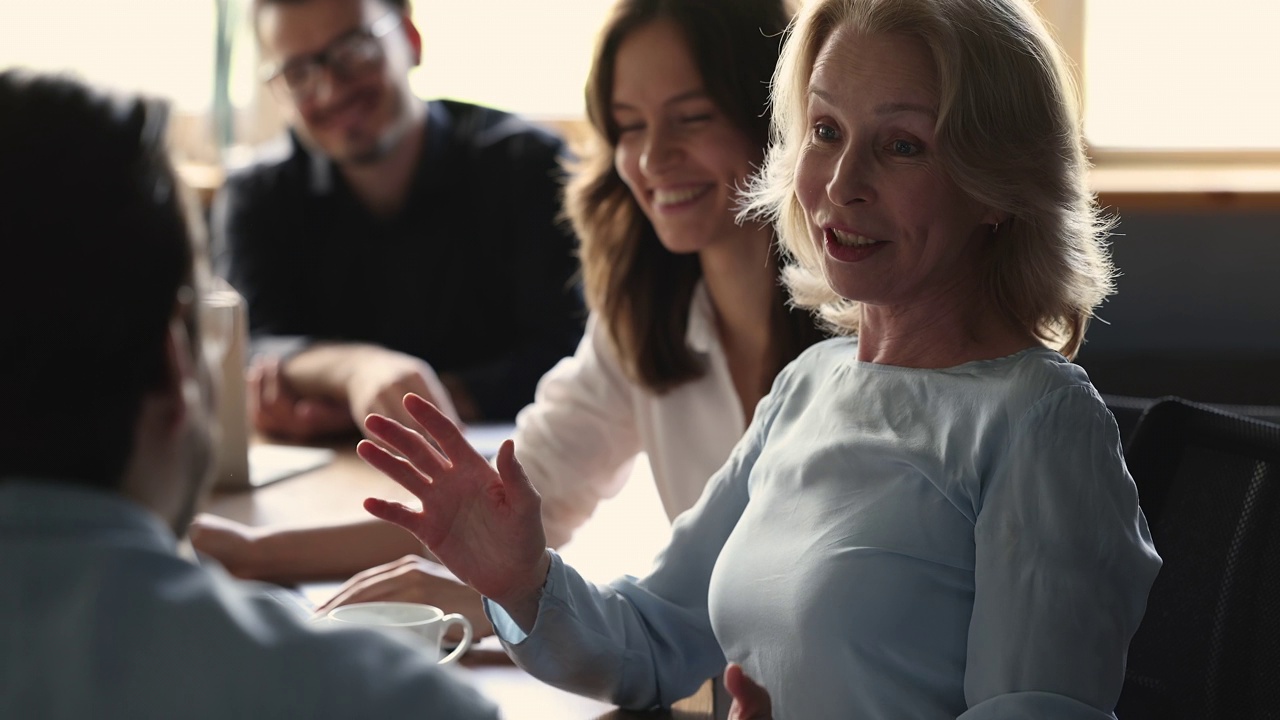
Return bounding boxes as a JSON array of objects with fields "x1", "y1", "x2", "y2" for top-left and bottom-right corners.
[{"x1": 325, "y1": 602, "x2": 473, "y2": 665}]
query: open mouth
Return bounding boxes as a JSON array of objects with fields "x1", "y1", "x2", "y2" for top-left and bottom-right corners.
[
  {"x1": 824, "y1": 227, "x2": 888, "y2": 262},
  {"x1": 828, "y1": 228, "x2": 879, "y2": 247}
]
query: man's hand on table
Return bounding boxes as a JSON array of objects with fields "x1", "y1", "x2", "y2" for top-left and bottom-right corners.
[
  {"x1": 315, "y1": 554, "x2": 496, "y2": 639},
  {"x1": 253, "y1": 345, "x2": 468, "y2": 444},
  {"x1": 344, "y1": 348, "x2": 465, "y2": 431},
  {"x1": 726, "y1": 663, "x2": 773, "y2": 720},
  {"x1": 250, "y1": 357, "x2": 355, "y2": 441}
]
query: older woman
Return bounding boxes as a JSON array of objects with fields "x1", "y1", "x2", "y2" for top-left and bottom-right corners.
[{"x1": 358, "y1": 0, "x2": 1161, "y2": 717}]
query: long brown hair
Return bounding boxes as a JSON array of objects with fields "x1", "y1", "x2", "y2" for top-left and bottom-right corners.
[{"x1": 565, "y1": 0, "x2": 824, "y2": 393}]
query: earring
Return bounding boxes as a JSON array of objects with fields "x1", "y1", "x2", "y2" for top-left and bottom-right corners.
[{"x1": 991, "y1": 221, "x2": 1001, "y2": 235}]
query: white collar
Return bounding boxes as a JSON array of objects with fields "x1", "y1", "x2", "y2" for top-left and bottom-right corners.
[{"x1": 685, "y1": 280, "x2": 717, "y2": 355}]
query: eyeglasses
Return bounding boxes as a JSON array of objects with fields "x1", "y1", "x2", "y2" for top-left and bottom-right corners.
[{"x1": 261, "y1": 13, "x2": 402, "y2": 101}]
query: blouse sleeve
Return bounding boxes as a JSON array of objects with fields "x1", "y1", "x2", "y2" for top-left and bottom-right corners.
[
  {"x1": 485, "y1": 362, "x2": 796, "y2": 710},
  {"x1": 961, "y1": 385, "x2": 1162, "y2": 719},
  {"x1": 513, "y1": 315, "x2": 642, "y2": 548}
]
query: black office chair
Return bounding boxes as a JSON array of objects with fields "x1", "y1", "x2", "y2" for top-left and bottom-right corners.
[
  {"x1": 1116, "y1": 397, "x2": 1280, "y2": 720},
  {"x1": 1102, "y1": 394, "x2": 1156, "y2": 449},
  {"x1": 1103, "y1": 393, "x2": 1280, "y2": 450}
]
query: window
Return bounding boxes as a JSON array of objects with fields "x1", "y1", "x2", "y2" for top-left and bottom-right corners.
[
  {"x1": 408, "y1": 1, "x2": 614, "y2": 119},
  {"x1": 6, "y1": 1, "x2": 1278, "y2": 167},
  {"x1": 0, "y1": 1, "x2": 216, "y2": 112},
  {"x1": 0, "y1": 1, "x2": 221, "y2": 163},
  {"x1": 1037, "y1": 0, "x2": 1280, "y2": 153},
  {"x1": 0, "y1": 1, "x2": 614, "y2": 165}
]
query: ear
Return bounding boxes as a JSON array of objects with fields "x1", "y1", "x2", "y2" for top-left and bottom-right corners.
[
  {"x1": 401, "y1": 12, "x2": 423, "y2": 67},
  {"x1": 979, "y1": 206, "x2": 1012, "y2": 229},
  {"x1": 159, "y1": 316, "x2": 200, "y2": 435}
]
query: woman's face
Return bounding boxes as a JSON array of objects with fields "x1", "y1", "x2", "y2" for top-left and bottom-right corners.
[
  {"x1": 794, "y1": 27, "x2": 996, "y2": 314},
  {"x1": 611, "y1": 19, "x2": 762, "y2": 255}
]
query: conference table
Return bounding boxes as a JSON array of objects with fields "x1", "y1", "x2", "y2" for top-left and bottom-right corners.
[{"x1": 203, "y1": 437, "x2": 716, "y2": 720}]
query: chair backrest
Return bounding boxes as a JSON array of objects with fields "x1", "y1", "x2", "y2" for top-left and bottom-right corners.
[
  {"x1": 1102, "y1": 393, "x2": 1157, "y2": 449},
  {"x1": 1116, "y1": 397, "x2": 1280, "y2": 720}
]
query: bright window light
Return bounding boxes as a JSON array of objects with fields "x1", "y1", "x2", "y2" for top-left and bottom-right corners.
[
  {"x1": 1084, "y1": 0, "x2": 1280, "y2": 150},
  {"x1": 0, "y1": 1, "x2": 216, "y2": 113},
  {"x1": 410, "y1": 1, "x2": 614, "y2": 119}
]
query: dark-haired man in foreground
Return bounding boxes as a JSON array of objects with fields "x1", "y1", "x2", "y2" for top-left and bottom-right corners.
[{"x1": 0, "y1": 70, "x2": 497, "y2": 719}]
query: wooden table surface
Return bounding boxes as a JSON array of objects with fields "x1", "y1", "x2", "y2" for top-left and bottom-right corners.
[{"x1": 203, "y1": 440, "x2": 713, "y2": 720}]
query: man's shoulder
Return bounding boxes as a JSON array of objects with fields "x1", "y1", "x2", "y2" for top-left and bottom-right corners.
[
  {"x1": 220, "y1": 133, "x2": 310, "y2": 198},
  {"x1": 132, "y1": 564, "x2": 497, "y2": 716},
  {"x1": 435, "y1": 99, "x2": 564, "y2": 160}
]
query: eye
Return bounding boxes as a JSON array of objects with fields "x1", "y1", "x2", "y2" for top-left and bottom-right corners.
[
  {"x1": 812, "y1": 122, "x2": 839, "y2": 142},
  {"x1": 279, "y1": 61, "x2": 313, "y2": 89},
  {"x1": 679, "y1": 113, "x2": 713, "y2": 125},
  {"x1": 614, "y1": 121, "x2": 644, "y2": 136},
  {"x1": 889, "y1": 139, "x2": 921, "y2": 156}
]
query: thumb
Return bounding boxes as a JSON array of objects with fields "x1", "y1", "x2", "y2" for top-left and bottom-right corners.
[
  {"x1": 725, "y1": 663, "x2": 772, "y2": 720},
  {"x1": 496, "y1": 440, "x2": 539, "y2": 505}
]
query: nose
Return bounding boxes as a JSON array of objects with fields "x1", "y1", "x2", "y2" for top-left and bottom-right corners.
[
  {"x1": 309, "y1": 67, "x2": 339, "y2": 105},
  {"x1": 826, "y1": 144, "x2": 876, "y2": 206},
  {"x1": 639, "y1": 126, "x2": 682, "y2": 178}
]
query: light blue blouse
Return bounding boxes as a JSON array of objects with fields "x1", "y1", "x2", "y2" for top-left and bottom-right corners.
[{"x1": 489, "y1": 339, "x2": 1162, "y2": 718}]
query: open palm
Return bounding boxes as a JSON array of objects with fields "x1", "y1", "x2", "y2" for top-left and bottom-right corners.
[{"x1": 357, "y1": 394, "x2": 550, "y2": 614}]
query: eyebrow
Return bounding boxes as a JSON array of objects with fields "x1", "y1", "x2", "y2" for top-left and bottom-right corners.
[
  {"x1": 808, "y1": 87, "x2": 937, "y2": 119},
  {"x1": 611, "y1": 89, "x2": 712, "y2": 113},
  {"x1": 279, "y1": 25, "x2": 365, "y2": 69}
]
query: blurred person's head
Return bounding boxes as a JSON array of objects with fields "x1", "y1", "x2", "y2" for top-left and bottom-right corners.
[
  {"x1": 746, "y1": 0, "x2": 1114, "y2": 359},
  {"x1": 255, "y1": 0, "x2": 422, "y2": 165},
  {"x1": 0, "y1": 71, "x2": 215, "y2": 535},
  {"x1": 567, "y1": 0, "x2": 822, "y2": 392}
]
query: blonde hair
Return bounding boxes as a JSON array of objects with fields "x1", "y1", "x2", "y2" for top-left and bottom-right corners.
[{"x1": 743, "y1": 0, "x2": 1114, "y2": 359}]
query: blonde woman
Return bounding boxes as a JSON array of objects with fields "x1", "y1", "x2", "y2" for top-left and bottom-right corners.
[{"x1": 355, "y1": 0, "x2": 1162, "y2": 716}]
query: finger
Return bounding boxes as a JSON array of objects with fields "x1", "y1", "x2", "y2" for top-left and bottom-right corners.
[
  {"x1": 409, "y1": 374, "x2": 462, "y2": 426},
  {"x1": 403, "y1": 393, "x2": 472, "y2": 461},
  {"x1": 248, "y1": 369, "x2": 285, "y2": 433},
  {"x1": 357, "y1": 439, "x2": 436, "y2": 500},
  {"x1": 260, "y1": 356, "x2": 284, "y2": 409},
  {"x1": 252, "y1": 359, "x2": 305, "y2": 438},
  {"x1": 246, "y1": 365, "x2": 264, "y2": 413},
  {"x1": 297, "y1": 399, "x2": 353, "y2": 436},
  {"x1": 496, "y1": 439, "x2": 539, "y2": 509},
  {"x1": 725, "y1": 663, "x2": 772, "y2": 720},
  {"x1": 315, "y1": 572, "x2": 396, "y2": 615},
  {"x1": 326, "y1": 554, "x2": 418, "y2": 595},
  {"x1": 366, "y1": 384, "x2": 405, "y2": 420},
  {"x1": 364, "y1": 412, "x2": 450, "y2": 476},
  {"x1": 327, "y1": 579, "x2": 401, "y2": 611},
  {"x1": 384, "y1": 395, "x2": 427, "y2": 440},
  {"x1": 363, "y1": 496, "x2": 423, "y2": 532},
  {"x1": 378, "y1": 390, "x2": 451, "y2": 457}
]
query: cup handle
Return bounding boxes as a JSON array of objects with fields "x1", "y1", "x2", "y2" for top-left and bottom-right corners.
[{"x1": 438, "y1": 613, "x2": 473, "y2": 665}]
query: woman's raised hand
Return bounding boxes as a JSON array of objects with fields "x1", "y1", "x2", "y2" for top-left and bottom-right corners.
[{"x1": 357, "y1": 393, "x2": 551, "y2": 629}]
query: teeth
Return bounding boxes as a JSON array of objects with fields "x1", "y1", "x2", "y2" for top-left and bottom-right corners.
[
  {"x1": 830, "y1": 229, "x2": 878, "y2": 247},
  {"x1": 654, "y1": 186, "x2": 709, "y2": 205}
]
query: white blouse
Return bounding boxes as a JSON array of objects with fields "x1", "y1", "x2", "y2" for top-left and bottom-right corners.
[{"x1": 513, "y1": 282, "x2": 746, "y2": 548}]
